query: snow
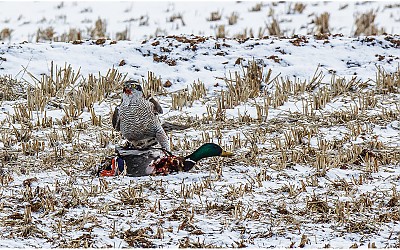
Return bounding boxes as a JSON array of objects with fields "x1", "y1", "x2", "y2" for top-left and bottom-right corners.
[
  {"x1": 1, "y1": 1, "x2": 400, "y2": 42},
  {"x1": 0, "y1": 1, "x2": 400, "y2": 249}
]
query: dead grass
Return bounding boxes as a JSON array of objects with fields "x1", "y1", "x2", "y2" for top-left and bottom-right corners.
[
  {"x1": 36, "y1": 27, "x2": 55, "y2": 42},
  {"x1": 0, "y1": 37, "x2": 400, "y2": 248},
  {"x1": 234, "y1": 27, "x2": 266, "y2": 39},
  {"x1": 142, "y1": 71, "x2": 168, "y2": 97},
  {"x1": 34, "y1": 18, "x2": 133, "y2": 42},
  {"x1": 169, "y1": 13, "x2": 185, "y2": 27},
  {"x1": 116, "y1": 28, "x2": 129, "y2": 41},
  {"x1": 171, "y1": 80, "x2": 206, "y2": 110},
  {"x1": 207, "y1": 11, "x2": 222, "y2": 22},
  {"x1": 249, "y1": 3, "x2": 263, "y2": 12},
  {"x1": 375, "y1": 65, "x2": 400, "y2": 94},
  {"x1": 314, "y1": 12, "x2": 330, "y2": 35},
  {"x1": 287, "y1": 3, "x2": 306, "y2": 14},
  {"x1": 228, "y1": 12, "x2": 239, "y2": 26},
  {"x1": 216, "y1": 25, "x2": 226, "y2": 39},
  {"x1": 90, "y1": 18, "x2": 107, "y2": 39},
  {"x1": 54, "y1": 28, "x2": 82, "y2": 42},
  {"x1": 267, "y1": 17, "x2": 282, "y2": 36},
  {"x1": 0, "y1": 28, "x2": 12, "y2": 40},
  {"x1": 220, "y1": 59, "x2": 270, "y2": 109},
  {"x1": 0, "y1": 75, "x2": 25, "y2": 101},
  {"x1": 354, "y1": 10, "x2": 385, "y2": 36}
]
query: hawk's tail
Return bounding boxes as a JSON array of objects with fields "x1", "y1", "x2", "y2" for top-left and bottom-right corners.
[{"x1": 161, "y1": 121, "x2": 190, "y2": 132}]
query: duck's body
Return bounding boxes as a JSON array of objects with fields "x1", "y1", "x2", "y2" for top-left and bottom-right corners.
[{"x1": 98, "y1": 143, "x2": 233, "y2": 177}]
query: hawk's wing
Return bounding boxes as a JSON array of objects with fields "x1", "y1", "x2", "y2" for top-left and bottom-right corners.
[
  {"x1": 148, "y1": 96, "x2": 163, "y2": 114},
  {"x1": 112, "y1": 105, "x2": 120, "y2": 131}
]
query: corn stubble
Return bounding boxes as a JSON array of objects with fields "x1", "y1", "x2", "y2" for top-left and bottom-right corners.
[{"x1": 0, "y1": 39, "x2": 399, "y2": 248}]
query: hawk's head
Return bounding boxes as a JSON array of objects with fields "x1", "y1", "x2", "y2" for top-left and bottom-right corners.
[{"x1": 123, "y1": 80, "x2": 143, "y2": 97}]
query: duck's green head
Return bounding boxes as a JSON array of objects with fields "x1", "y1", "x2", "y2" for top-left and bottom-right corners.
[{"x1": 183, "y1": 143, "x2": 233, "y2": 171}]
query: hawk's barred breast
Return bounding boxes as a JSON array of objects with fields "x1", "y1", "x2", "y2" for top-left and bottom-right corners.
[{"x1": 120, "y1": 98, "x2": 158, "y2": 141}]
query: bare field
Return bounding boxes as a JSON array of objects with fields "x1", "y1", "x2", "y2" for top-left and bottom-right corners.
[
  {"x1": 1, "y1": 34, "x2": 400, "y2": 247},
  {"x1": 0, "y1": 1, "x2": 400, "y2": 248}
]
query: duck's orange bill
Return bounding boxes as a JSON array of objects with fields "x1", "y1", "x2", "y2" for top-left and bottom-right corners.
[{"x1": 221, "y1": 150, "x2": 234, "y2": 157}]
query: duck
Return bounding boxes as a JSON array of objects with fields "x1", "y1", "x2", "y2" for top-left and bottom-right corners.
[{"x1": 98, "y1": 143, "x2": 233, "y2": 177}]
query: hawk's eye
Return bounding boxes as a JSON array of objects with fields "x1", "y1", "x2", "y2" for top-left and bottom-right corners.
[{"x1": 134, "y1": 84, "x2": 142, "y2": 91}]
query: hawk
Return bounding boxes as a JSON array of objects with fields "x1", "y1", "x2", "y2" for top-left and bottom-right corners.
[{"x1": 112, "y1": 80, "x2": 170, "y2": 151}]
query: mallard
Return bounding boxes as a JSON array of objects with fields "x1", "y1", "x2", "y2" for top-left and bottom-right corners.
[{"x1": 98, "y1": 143, "x2": 233, "y2": 177}]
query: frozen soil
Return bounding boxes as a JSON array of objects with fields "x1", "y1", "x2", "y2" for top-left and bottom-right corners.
[{"x1": 0, "y1": 34, "x2": 399, "y2": 248}]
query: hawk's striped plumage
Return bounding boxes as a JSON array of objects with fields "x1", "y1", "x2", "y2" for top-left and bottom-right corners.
[{"x1": 112, "y1": 80, "x2": 170, "y2": 151}]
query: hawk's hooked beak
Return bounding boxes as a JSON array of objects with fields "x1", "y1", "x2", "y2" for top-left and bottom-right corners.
[{"x1": 124, "y1": 87, "x2": 132, "y2": 95}]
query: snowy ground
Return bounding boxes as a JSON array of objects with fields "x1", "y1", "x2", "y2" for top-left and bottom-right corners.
[
  {"x1": 1, "y1": 1, "x2": 400, "y2": 43},
  {"x1": 0, "y1": 1, "x2": 400, "y2": 248}
]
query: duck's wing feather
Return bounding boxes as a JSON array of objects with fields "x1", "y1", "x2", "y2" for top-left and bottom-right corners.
[{"x1": 112, "y1": 105, "x2": 120, "y2": 131}]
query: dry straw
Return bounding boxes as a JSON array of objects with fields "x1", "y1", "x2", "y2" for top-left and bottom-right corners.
[
  {"x1": 1, "y1": 37, "x2": 400, "y2": 247},
  {"x1": 354, "y1": 10, "x2": 385, "y2": 36},
  {"x1": 314, "y1": 12, "x2": 330, "y2": 35}
]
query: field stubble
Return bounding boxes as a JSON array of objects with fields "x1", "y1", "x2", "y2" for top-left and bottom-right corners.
[{"x1": 0, "y1": 38, "x2": 400, "y2": 248}]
